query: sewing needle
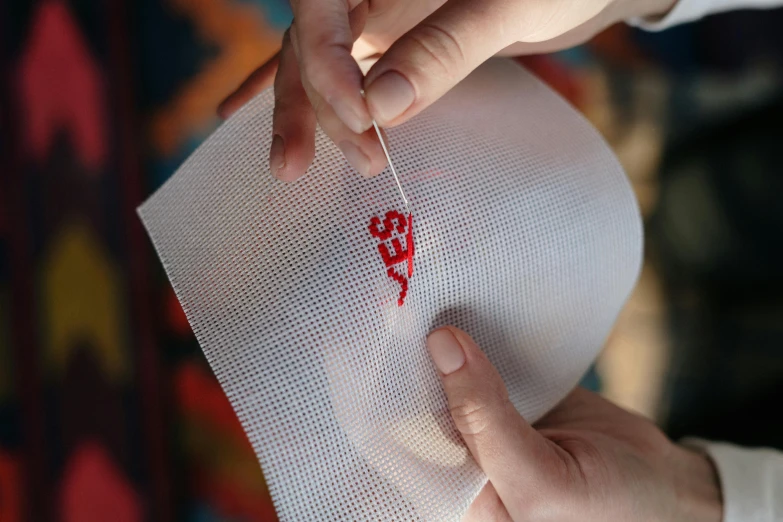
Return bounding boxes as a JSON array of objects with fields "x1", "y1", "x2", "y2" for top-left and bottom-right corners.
[{"x1": 361, "y1": 89, "x2": 410, "y2": 214}]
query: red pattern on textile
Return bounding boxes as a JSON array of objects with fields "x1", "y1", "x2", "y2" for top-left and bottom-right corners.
[
  {"x1": 386, "y1": 268, "x2": 408, "y2": 307},
  {"x1": 17, "y1": 0, "x2": 107, "y2": 171},
  {"x1": 369, "y1": 211, "x2": 414, "y2": 306},
  {"x1": 59, "y1": 442, "x2": 141, "y2": 522},
  {"x1": 0, "y1": 452, "x2": 22, "y2": 522}
]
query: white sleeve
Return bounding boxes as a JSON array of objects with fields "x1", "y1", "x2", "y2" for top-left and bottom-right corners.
[
  {"x1": 683, "y1": 438, "x2": 783, "y2": 522},
  {"x1": 628, "y1": 0, "x2": 783, "y2": 30}
]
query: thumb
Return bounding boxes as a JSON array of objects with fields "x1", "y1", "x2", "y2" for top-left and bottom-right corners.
[
  {"x1": 363, "y1": 0, "x2": 521, "y2": 127},
  {"x1": 427, "y1": 327, "x2": 560, "y2": 519}
]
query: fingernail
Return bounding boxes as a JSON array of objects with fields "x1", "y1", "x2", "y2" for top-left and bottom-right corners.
[
  {"x1": 366, "y1": 71, "x2": 415, "y2": 125},
  {"x1": 331, "y1": 97, "x2": 371, "y2": 135},
  {"x1": 269, "y1": 134, "x2": 285, "y2": 178},
  {"x1": 338, "y1": 141, "x2": 370, "y2": 176},
  {"x1": 427, "y1": 329, "x2": 465, "y2": 375}
]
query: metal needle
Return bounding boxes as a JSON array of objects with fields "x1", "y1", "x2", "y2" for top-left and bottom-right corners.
[{"x1": 361, "y1": 89, "x2": 410, "y2": 214}]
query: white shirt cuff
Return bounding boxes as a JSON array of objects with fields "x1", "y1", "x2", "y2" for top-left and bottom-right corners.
[
  {"x1": 682, "y1": 438, "x2": 783, "y2": 522},
  {"x1": 627, "y1": 0, "x2": 783, "y2": 31}
]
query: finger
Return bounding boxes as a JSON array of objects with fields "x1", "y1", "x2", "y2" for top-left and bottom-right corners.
[
  {"x1": 426, "y1": 326, "x2": 563, "y2": 520},
  {"x1": 288, "y1": 3, "x2": 367, "y2": 58},
  {"x1": 270, "y1": 31, "x2": 316, "y2": 182},
  {"x1": 348, "y1": 0, "x2": 369, "y2": 42},
  {"x1": 363, "y1": 0, "x2": 521, "y2": 127},
  {"x1": 291, "y1": 0, "x2": 371, "y2": 134},
  {"x1": 462, "y1": 482, "x2": 512, "y2": 522},
  {"x1": 325, "y1": 119, "x2": 388, "y2": 178},
  {"x1": 218, "y1": 51, "x2": 280, "y2": 119},
  {"x1": 290, "y1": 23, "x2": 387, "y2": 177},
  {"x1": 311, "y1": 92, "x2": 387, "y2": 177},
  {"x1": 300, "y1": 70, "x2": 387, "y2": 178}
]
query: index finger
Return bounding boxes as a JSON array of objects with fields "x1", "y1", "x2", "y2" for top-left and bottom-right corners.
[{"x1": 291, "y1": 0, "x2": 371, "y2": 134}]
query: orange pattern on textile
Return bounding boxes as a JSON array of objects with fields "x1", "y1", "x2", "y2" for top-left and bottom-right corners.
[
  {"x1": 151, "y1": 0, "x2": 281, "y2": 156},
  {"x1": 0, "y1": 452, "x2": 22, "y2": 522},
  {"x1": 515, "y1": 55, "x2": 585, "y2": 110},
  {"x1": 16, "y1": 0, "x2": 107, "y2": 171},
  {"x1": 588, "y1": 25, "x2": 650, "y2": 68},
  {"x1": 59, "y1": 442, "x2": 141, "y2": 522}
]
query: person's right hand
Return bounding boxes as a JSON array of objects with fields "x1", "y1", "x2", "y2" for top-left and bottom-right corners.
[
  {"x1": 219, "y1": 0, "x2": 676, "y2": 182},
  {"x1": 424, "y1": 326, "x2": 724, "y2": 522}
]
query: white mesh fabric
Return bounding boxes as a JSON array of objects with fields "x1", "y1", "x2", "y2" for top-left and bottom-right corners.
[{"x1": 138, "y1": 59, "x2": 642, "y2": 522}]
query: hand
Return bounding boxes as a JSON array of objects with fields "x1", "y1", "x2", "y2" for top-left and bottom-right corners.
[
  {"x1": 425, "y1": 326, "x2": 723, "y2": 522},
  {"x1": 219, "y1": 0, "x2": 676, "y2": 181}
]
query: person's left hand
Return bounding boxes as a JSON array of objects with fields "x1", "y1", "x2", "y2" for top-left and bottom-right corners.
[{"x1": 424, "y1": 326, "x2": 723, "y2": 522}]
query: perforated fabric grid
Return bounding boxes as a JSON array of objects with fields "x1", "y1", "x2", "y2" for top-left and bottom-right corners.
[{"x1": 139, "y1": 59, "x2": 642, "y2": 521}]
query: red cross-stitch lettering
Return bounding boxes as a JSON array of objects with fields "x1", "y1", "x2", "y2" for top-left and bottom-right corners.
[{"x1": 369, "y1": 211, "x2": 414, "y2": 306}]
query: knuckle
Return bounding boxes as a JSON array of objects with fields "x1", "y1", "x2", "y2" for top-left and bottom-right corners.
[
  {"x1": 301, "y1": 49, "x2": 342, "y2": 95},
  {"x1": 302, "y1": 19, "x2": 352, "y2": 62},
  {"x1": 450, "y1": 400, "x2": 490, "y2": 436},
  {"x1": 298, "y1": 34, "x2": 351, "y2": 90},
  {"x1": 301, "y1": 58, "x2": 323, "y2": 88},
  {"x1": 552, "y1": 436, "x2": 610, "y2": 487},
  {"x1": 562, "y1": 438, "x2": 603, "y2": 470},
  {"x1": 309, "y1": 31, "x2": 352, "y2": 56},
  {"x1": 449, "y1": 390, "x2": 507, "y2": 436},
  {"x1": 406, "y1": 22, "x2": 465, "y2": 78}
]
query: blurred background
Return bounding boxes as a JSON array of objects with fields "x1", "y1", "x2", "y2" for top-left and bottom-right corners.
[{"x1": 1, "y1": 0, "x2": 782, "y2": 520}]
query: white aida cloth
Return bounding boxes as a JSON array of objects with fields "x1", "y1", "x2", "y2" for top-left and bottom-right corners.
[{"x1": 139, "y1": 58, "x2": 643, "y2": 522}]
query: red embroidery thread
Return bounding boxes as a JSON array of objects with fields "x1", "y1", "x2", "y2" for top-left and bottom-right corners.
[
  {"x1": 378, "y1": 238, "x2": 408, "y2": 267},
  {"x1": 406, "y1": 214, "x2": 414, "y2": 277},
  {"x1": 387, "y1": 268, "x2": 408, "y2": 307},
  {"x1": 368, "y1": 210, "x2": 407, "y2": 241},
  {"x1": 369, "y1": 211, "x2": 414, "y2": 306}
]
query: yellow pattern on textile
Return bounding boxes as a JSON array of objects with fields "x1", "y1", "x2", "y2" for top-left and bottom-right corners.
[
  {"x1": 41, "y1": 222, "x2": 128, "y2": 381},
  {"x1": 152, "y1": 0, "x2": 281, "y2": 156}
]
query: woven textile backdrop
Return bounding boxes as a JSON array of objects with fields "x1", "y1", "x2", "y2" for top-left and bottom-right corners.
[
  {"x1": 0, "y1": 1, "x2": 289, "y2": 520},
  {"x1": 2, "y1": 0, "x2": 783, "y2": 521}
]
